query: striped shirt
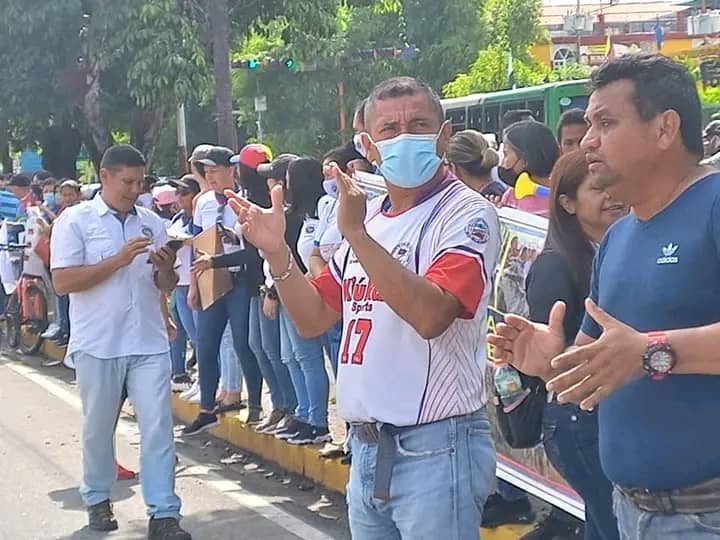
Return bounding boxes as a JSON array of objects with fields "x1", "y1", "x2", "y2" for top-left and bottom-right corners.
[
  {"x1": 312, "y1": 176, "x2": 501, "y2": 426},
  {"x1": 0, "y1": 190, "x2": 20, "y2": 220}
]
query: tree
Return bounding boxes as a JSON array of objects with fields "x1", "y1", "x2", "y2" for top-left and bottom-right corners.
[
  {"x1": 443, "y1": 0, "x2": 548, "y2": 97},
  {"x1": 209, "y1": 0, "x2": 238, "y2": 149}
]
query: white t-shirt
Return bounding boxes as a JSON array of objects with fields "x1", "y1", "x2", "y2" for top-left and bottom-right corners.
[
  {"x1": 193, "y1": 190, "x2": 245, "y2": 271},
  {"x1": 312, "y1": 179, "x2": 501, "y2": 426},
  {"x1": 166, "y1": 212, "x2": 193, "y2": 286}
]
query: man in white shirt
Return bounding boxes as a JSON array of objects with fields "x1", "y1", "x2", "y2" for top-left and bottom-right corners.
[
  {"x1": 51, "y1": 145, "x2": 190, "y2": 540},
  {"x1": 227, "y1": 77, "x2": 501, "y2": 539}
]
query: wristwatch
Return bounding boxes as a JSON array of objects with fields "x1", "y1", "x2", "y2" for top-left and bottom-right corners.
[{"x1": 642, "y1": 331, "x2": 676, "y2": 380}]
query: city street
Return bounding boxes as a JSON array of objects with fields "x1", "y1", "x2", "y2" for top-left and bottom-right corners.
[{"x1": 0, "y1": 353, "x2": 350, "y2": 540}]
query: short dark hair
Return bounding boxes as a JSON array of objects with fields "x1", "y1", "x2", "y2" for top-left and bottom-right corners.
[
  {"x1": 365, "y1": 77, "x2": 444, "y2": 126},
  {"x1": 504, "y1": 120, "x2": 560, "y2": 178},
  {"x1": 557, "y1": 108, "x2": 587, "y2": 141},
  {"x1": 9, "y1": 174, "x2": 31, "y2": 187},
  {"x1": 42, "y1": 178, "x2": 58, "y2": 189},
  {"x1": 32, "y1": 169, "x2": 52, "y2": 182},
  {"x1": 502, "y1": 109, "x2": 535, "y2": 132},
  {"x1": 591, "y1": 53, "x2": 703, "y2": 156},
  {"x1": 323, "y1": 145, "x2": 361, "y2": 174},
  {"x1": 100, "y1": 144, "x2": 146, "y2": 170}
]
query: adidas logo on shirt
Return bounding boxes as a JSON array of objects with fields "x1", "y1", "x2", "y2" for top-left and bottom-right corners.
[{"x1": 656, "y1": 243, "x2": 679, "y2": 265}]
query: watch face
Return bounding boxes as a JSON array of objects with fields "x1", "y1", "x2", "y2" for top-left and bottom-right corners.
[{"x1": 650, "y1": 350, "x2": 674, "y2": 373}]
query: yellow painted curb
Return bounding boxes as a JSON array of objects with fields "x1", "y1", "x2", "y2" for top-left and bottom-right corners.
[{"x1": 37, "y1": 340, "x2": 534, "y2": 539}]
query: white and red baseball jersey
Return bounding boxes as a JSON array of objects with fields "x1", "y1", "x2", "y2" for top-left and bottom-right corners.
[{"x1": 312, "y1": 177, "x2": 501, "y2": 426}]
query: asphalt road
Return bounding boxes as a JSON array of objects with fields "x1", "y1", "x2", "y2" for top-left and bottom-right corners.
[{"x1": 0, "y1": 353, "x2": 350, "y2": 540}]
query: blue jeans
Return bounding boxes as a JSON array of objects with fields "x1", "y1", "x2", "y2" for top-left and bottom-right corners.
[
  {"x1": 219, "y1": 323, "x2": 242, "y2": 393},
  {"x1": 279, "y1": 306, "x2": 329, "y2": 427},
  {"x1": 196, "y1": 282, "x2": 262, "y2": 412},
  {"x1": 347, "y1": 409, "x2": 496, "y2": 539},
  {"x1": 325, "y1": 320, "x2": 343, "y2": 379},
  {"x1": 57, "y1": 293, "x2": 70, "y2": 335},
  {"x1": 543, "y1": 402, "x2": 618, "y2": 540},
  {"x1": 169, "y1": 306, "x2": 188, "y2": 377},
  {"x1": 612, "y1": 489, "x2": 720, "y2": 539},
  {"x1": 74, "y1": 351, "x2": 181, "y2": 519},
  {"x1": 173, "y1": 286, "x2": 197, "y2": 344},
  {"x1": 248, "y1": 295, "x2": 296, "y2": 411}
]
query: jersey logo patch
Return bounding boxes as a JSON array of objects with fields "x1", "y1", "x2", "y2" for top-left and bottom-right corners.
[
  {"x1": 657, "y1": 242, "x2": 679, "y2": 265},
  {"x1": 465, "y1": 218, "x2": 490, "y2": 244},
  {"x1": 141, "y1": 226, "x2": 155, "y2": 241},
  {"x1": 390, "y1": 242, "x2": 412, "y2": 267}
]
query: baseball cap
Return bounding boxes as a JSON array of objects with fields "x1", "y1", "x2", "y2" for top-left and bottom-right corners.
[
  {"x1": 230, "y1": 143, "x2": 273, "y2": 168},
  {"x1": 8, "y1": 174, "x2": 31, "y2": 187},
  {"x1": 152, "y1": 184, "x2": 177, "y2": 206},
  {"x1": 257, "y1": 154, "x2": 299, "y2": 179},
  {"x1": 196, "y1": 146, "x2": 234, "y2": 167},
  {"x1": 188, "y1": 144, "x2": 214, "y2": 163},
  {"x1": 169, "y1": 175, "x2": 201, "y2": 194}
]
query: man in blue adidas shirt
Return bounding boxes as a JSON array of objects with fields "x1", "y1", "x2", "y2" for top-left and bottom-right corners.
[{"x1": 490, "y1": 54, "x2": 720, "y2": 539}]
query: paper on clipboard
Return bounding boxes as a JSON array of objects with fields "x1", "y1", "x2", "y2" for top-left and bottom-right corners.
[{"x1": 193, "y1": 225, "x2": 232, "y2": 310}]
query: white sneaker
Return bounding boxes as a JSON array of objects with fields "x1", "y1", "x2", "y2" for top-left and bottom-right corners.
[
  {"x1": 63, "y1": 354, "x2": 75, "y2": 370},
  {"x1": 180, "y1": 381, "x2": 200, "y2": 401},
  {"x1": 41, "y1": 323, "x2": 60, "y2": 339},
  {"x1": 188, "y1": 391, "x2": 201, "y2": 404}
]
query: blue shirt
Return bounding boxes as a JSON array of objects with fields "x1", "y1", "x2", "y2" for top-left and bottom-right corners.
[
  {"x1": 0, "y1": 190, "x2": 20, "y2": 220},
  {"x1": 581, "y1": 172, "x2": 720, "y2": 490}
]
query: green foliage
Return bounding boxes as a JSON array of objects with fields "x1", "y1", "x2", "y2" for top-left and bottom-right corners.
[
  {"x1": 443, "y1": 0, "x2": 549, "y2": 97},
  {"x1": 548, "y1": 63, "x2": 591, "y2": 82}
]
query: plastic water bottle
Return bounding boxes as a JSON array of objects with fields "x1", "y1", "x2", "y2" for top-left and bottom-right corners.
[{"x1": 494, "y1": 363, "x2": 526, "y2": 408}]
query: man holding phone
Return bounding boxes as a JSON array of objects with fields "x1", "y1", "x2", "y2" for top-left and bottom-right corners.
[{"x1": 50, "y1": 145, "x2": 191, "y2": 540}]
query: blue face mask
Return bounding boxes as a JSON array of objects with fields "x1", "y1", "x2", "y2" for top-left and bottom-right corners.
[
  {"x1": 43, "y1": 193, "x2": 56, "y2": 206},
  {"x1": 373, "y1": 132, "x2": 443, "y2": 189}
]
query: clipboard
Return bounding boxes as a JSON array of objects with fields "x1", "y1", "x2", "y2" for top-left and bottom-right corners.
[{"x1": 193, "y1": 225, "x2": 232, "y2": 310}]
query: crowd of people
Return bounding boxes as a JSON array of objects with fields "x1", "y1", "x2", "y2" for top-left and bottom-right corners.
[{"x1": 3, "y1": 52, "x2": 718, "y2": 540}]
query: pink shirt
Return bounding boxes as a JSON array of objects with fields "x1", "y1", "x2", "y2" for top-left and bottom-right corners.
[{"x1": 500, "y1": 188, "x2": 549, "y2": 217}]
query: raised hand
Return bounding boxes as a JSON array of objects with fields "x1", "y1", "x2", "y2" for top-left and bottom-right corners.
[
  {"x1": 547, "y1": 298, "x2": 645, "y2": 411},
  {"x1": 325, "y1": 162, "x2": 367, "y2": 241},
  {"x1": 225, "y1": 185, "x2": 287, "y2": 256},
  {"x1": 487, "y1": 301, "x2": 567, "y2": 380}
]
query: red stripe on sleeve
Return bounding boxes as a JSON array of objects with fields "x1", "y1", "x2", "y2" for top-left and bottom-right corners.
[
  {"x1": 424, "y1": 252, "x2": 485, "y2": 319},
  {"x1": 311, "y1": 265, "x2": 343, "y2": 314}
]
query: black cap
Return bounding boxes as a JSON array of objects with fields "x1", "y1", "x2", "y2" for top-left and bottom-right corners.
[
  {"x1": 257, "y1": 154, "x2": 299, "y2": 179},
  {"x1": 8, "y1": 174, "x2": 31, "y2": 187},
  {"x1": 170, "y1": 175, "x2": 201, "y2": 194},
  {"x1": 196, "y1": 146, "x2": 234, "y2": 167}
]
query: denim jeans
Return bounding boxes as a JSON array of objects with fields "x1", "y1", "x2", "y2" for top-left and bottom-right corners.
[
  {"x1": 219, "y1": 323, "x2": 242, "y2": 393},
  {"x1": 196, "y1": 282, "x2": 262, "y2": 412},
  {"x1": 57, "y1": 293, "x2": 70, "y2": 335},
  {"x1": 248, "y1": 295, "x2": 296, "y2": 411},
  {"x1": 543, "y1": 402, "x2": 618, "y2": 540},
  {"x1": 347, "y1": 409, "x2": 496, "y2": 539},
  {"x1": 173, "y1": 286, "x2": 197, "y2": 344},
  {"x1": 325, "y1": 319, "x2": 343, "y2": 379},
  {"x1": 169, "y1": 302, "x2": 188, "y2": 377},
  {"x1": 74, "y1": 351, "x2": 181, "y2": 519},
  {"x1": 613, "y1": 489, "x2": 720, "y2": 539},
  {"x1": 279, "y1": 306, "x2": 329, "y2": 427}
]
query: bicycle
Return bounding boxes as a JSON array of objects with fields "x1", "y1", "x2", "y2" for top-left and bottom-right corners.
[{"x1": 0, "y1": 241, "x2": 51, "y2": 354}]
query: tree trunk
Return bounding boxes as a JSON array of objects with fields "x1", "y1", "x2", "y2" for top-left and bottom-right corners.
[
  {"x1": 39, "y1": 124, "x2": 82, "y2": 179},
  {"x1": 130, "y1": 106, "x2": 167, "y2": 169},
  {"x1": 208, "y1": 0, "x2": 237, "y2": 150},
  {"x1": 81, "y1": 60, "x2": 114, "y2": 158},
  {"x1": 0, "y1": 118, "x2": 12, "y2": 174}
]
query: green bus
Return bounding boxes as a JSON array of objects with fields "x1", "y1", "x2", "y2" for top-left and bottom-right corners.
[{"x1": 441, "y1": 80, "x2": 591, "y2": 137}]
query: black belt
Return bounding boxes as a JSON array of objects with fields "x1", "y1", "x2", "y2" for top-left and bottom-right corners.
[
  {"x1": 617, "y1": 477, "x2": 720, "y2": 514},
  {"x1": 352, "y1": 423, "x2": 409, "y2": 501}
]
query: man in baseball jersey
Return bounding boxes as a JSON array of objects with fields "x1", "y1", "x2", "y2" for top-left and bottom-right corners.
[{"x1": 227, "y1": 77, "x2": 500, "y2": 539}]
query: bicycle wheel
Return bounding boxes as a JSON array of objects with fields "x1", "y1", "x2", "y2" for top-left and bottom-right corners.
[
  {"x1": 18, "y1": 283, "x2": 49, "y2": 355},
  {"x1": 2, "y1": 292, "x2": 21, "y2": 350}
]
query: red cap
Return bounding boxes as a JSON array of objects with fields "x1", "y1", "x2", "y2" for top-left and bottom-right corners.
[{"x1": 231, "y1": 144, "x2": 273, "y2": 169}]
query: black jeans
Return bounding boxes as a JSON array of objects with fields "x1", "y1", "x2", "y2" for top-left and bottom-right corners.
[{"x1": 543, "y1": 401, "x2": 619, "y2": 540}]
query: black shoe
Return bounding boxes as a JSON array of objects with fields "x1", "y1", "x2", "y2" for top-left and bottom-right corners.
[
  {"x1": 288, "y1": 423, "x2": 317, "y2": 445},
  {"x1": 88, "y1": 500, "x2": 118, "y2": 531},
  {"x1": 275, "y1": 418, "x2": 303, "y2": 440},
  {"x1": 482, "y1": 493, "x2": 535, "y2": 528},
  {"x1": 255, "y1": 408, "x2": 286, "y2": 434},
  {"x1": 182, "y1": 412, "x2": 219, "y2": 436},
  {"x1": 53, "y1": 333, "x2": 69, "y2": 347},
  {"x1": 246, "y1": 406, "x2": 263, "y2": 424},
  {"x1": 216, "y1": 401, "x2": 245, "y2": 414},
  {"x1": 519, "y1": 513, "x2": 584, "y2": 540},
  {"x1": 148, "y1": 517, "x2": 191, "y2": 540},
  {"x1": 312, "y1": 426, "x2": 332, "y2": 444}
]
